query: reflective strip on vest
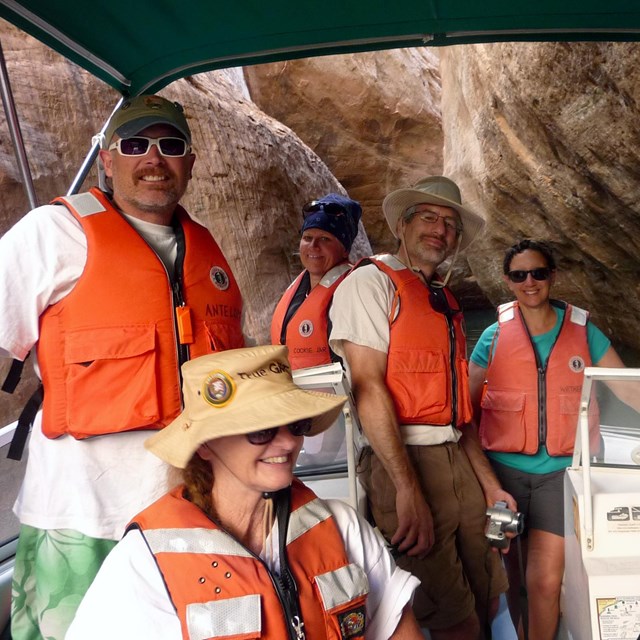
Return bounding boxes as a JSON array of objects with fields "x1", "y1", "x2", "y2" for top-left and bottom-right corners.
[
  {"x1": 315, "y1": 563, "x2": 369, "y2": 612},
  {"x1": 286, "y1": 497, "x2": 333, "y2": 544},
  {"x1": 186, "y1": 593, "x2": 261, "y2": 639},
  {"x1": 143, "y1": 528, "x2": 253, "y2": 558},
  {"x1": 570, "y1": 305, "x2": 588, "y2": 326},
  {"x1": 59, "y1": 192, "x2": 107, "y2": 217}
]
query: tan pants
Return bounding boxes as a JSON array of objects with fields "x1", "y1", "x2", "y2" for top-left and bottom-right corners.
[{"x1": 358, "y1": 442, "x2": 508, "y2": 630}]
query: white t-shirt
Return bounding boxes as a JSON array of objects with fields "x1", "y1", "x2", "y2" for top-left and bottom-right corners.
[
  {"x1": 329, "y1": 255, "x2": 462, "y2": 446},
  {"x1": 0, "y1": 203, "x2": 178, "y2": 539},
  {"x1": 66, "y1": 497, "x2": 419, "y2": 640}
]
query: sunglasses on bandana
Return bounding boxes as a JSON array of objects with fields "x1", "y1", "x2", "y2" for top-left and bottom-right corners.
[
  {"x1": 302, "y1": 201, "x2": 357, "y2": 237},
  {"x1": 109, "y1": 136, "x2": 190, "y2": 158},
  {"x1": 302, "y1": 201, "x2": 349, "y2": 218},
  {"x1": 245, "y1": 418, "x2": 313, "y2": 445}
]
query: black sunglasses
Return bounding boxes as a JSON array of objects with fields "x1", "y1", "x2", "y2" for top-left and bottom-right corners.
[
  {"x1": 245, "y1": 418, "x2": 312, "y2": 445},
  {"x1": 428, "y1": 285, "x2": 460, "y2": 318},
  {"x1": 302, "y1": 201, "x2": 348, "y2": 218},
  {"x1": 507, "y1": 268, "x2": 552, "y2": 283}
]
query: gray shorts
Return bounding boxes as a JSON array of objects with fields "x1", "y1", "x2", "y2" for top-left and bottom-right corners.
[{"x1": 490, "y1": 459, "x2": 565, "y2": 537}]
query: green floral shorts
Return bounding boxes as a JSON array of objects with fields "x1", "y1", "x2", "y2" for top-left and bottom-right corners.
[{"x1": 11, "y1": 525, "x2": 116, "y2": 640}]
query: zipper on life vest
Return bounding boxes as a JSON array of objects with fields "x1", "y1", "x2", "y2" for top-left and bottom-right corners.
[
  {"x1": 172, "y1": 280, "x2": 190, "y2": 368},
  {"x1": 209, "y1": 521, "x2": 304, "y2": 640},
  {"x1": 171, "y1": 222, "x2": 190, "y2": 388},
  {"x1": 538, "y1": 365, "x2": 547, "y2": 445},
  {"x1": 216, "y1": 547, "x2": 304, "y2": 640},
  {"x1": 519, "y1": 308, "x2": 548, "y2": 447},
  {"x1": 520, "y1": 303, "x2": 565, "y2": 449},
  {"x1": 446, "y1": 314, "x2": 458, "y2": 428},
  {"x1": 539, "y1": 305, "x2": 567, "y2": 449}
]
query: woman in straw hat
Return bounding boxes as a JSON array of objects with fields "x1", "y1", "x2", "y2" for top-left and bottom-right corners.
[{"x1": 67, "y1": 345, "x2": 421, "y2": 640}]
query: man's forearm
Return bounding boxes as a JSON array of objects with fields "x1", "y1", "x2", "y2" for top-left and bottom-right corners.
[{"x1": 353, "y1": 377, "x2": 420, "y2": 491}]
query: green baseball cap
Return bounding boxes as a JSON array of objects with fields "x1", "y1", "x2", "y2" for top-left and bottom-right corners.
[{"x1": 102, "y1": 95, "x2": 191, "y2": 148}]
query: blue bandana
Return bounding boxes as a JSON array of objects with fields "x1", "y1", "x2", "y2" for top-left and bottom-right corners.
[{"x1": 301, "y1": 193, "x2": 362, "y2": 251}]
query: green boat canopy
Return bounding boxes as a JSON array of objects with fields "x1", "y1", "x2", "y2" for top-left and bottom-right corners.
[{"x1": 2, "y1": 0, "x2": 640, "y2": 95}]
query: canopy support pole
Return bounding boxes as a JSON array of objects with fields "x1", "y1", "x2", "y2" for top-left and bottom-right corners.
[
  {"x1": 67, "y1": 96, "x2": 124, "y2": 196},
  {"x1": 0, "y1": 37, "x2": 38, "y2": 209}
]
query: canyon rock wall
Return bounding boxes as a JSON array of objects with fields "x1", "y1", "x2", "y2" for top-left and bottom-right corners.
[
  {"x1": 244, "y1": 49, "x2": 444, "y2": 254},
  {"x1": 441, "y1": 42, "x2": 640, "y2": 358}
]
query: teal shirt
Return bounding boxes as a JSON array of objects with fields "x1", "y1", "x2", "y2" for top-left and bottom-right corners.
[{"x1": 470, "y1": 305, "x2": 611, "y2": 474}]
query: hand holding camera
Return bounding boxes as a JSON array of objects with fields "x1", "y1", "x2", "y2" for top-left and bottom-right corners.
[{"x1": 485, "y1": 501, "x2": 524, "y2": 549}]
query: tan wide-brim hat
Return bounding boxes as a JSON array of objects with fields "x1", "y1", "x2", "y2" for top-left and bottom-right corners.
[
  {"x1": 382, "y1": 176, "x2": 485, "y2": 250},
  {"x1": 145, "y1": 345, "x2": 346, "y2": 468}
]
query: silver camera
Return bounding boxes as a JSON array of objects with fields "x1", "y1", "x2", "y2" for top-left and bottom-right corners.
[{"x1": 485, "y1": 501, "x2": 524, "y2": 549}]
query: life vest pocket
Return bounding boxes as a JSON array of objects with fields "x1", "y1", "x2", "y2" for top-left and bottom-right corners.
[
  {"x1": 201, "y1": 320, "x2": 245, "y2": 354},
  {"x1": 61, "y1": 324, "x2": 161, "y2": 438},
  {"x1": 548, "y1": 394, "x2": 600, "y2": 456},
  {"x1": 479, "y1": 390, "x2": 527, "y2": 452},
  {"x1": 387, "y1": 348, "x2": 448, "y2": 420},
  {"x1": 314, "y1": 563, "x2": 369, "y2": 640}
]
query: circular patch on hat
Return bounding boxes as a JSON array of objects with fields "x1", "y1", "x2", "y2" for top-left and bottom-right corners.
[
  {"x1": 210, "y1": 266, "x2": 230, "y2": 291},
  {"x1": 568, "y1": 355, "x2": 585, "y2": 373},
  {"x1": 298, "y1": 319, "x2": 314, "y2": 337},
  {"x1": 203, "y1": 370, "x2": 236, "y2": 408}
]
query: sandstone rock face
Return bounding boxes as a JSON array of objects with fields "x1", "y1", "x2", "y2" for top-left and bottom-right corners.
[
  {"x1": 441, "y1": 42, "x2": 640, "y2": 360},
  {"x1": 0, "y1": 22, "x2": 371, "y2": 425},
  {"x1": 244, "y1": 49, "x2": 444, "y2": 253}
]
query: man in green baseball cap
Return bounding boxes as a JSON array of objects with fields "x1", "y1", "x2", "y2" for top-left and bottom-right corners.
[
  {"x1": 0, "y1": 94, "x2": 245, "y2": 640},
  {"x1": 103, "y1": 94, "x2": 191, "y2": 146}
]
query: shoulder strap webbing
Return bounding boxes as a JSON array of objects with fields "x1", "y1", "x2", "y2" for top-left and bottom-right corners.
[
  {"x1": 1, "y1": 357, "x2": 25, "y2": 393},
  {"x1": 7, "y1": 384, "x2": 43, "y2": 461}
]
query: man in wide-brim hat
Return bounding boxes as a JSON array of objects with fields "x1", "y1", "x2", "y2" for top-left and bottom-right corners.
[{"x1": 329, "y1": 176, "x2": 515, "y2": 638}]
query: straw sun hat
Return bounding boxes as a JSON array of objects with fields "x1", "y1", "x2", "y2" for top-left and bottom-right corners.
[{"x1": 145, "y1": 345, "x2": 346, "y2": 468}]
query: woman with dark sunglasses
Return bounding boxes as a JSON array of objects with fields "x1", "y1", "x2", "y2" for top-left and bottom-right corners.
[
  {"x1": 271, "y1": 193, "x2": 361, "y2": 371},
  {"x1": 67, "y1": 346, "x2": 422, "y2": 640},
  {"x1": 468, "y1": 239, "x2": 632, "y2": 640}
]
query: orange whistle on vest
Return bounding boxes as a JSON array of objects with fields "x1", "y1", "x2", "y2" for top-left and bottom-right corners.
[{"x1": 176, "y1": 305, "x2": 194, "y2": 344}]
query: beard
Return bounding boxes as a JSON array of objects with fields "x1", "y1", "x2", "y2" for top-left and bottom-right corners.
[
  {"x1": 409, "y1": 234, "x2": 450, "y2": 268},
  {"x1": 113, "y1": 171, "x2": 185, "y2": 215}
]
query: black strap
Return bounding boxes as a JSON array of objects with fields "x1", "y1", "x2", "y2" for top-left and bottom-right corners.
[
  {"x1": 280, "y1": 272, "x2": 311, "y2": 345},
  {"x1": 7, "y1": 384, "x2": 43, "y2": 460},
  {"x1": 274, "y1": 488, "x2": 306, "y2": 640},
  {"x1": 517, "y1": 536, "x2": 529, "y2": 640},
  {"x1": 2, "y1": 357, "x2": 26, "y2": 393}
]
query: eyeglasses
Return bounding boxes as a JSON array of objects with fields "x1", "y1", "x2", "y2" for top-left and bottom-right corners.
[
  {"x1": 405, "y1": 208, "x2": 463, "y2": 235},
  {"x1": 245, "y1": 419, "x2": 312, "y2": 445},
  {"x1": 507, "y1": 268, "x2": 552, "y2": 283},
  {"x1": 108, "y1": 136, "x2": 190, "y2": 158}
]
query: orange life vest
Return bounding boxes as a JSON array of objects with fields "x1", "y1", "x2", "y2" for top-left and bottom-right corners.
[
  {"x1": 130, "y1": 480, "x2": 369, "y2": 640},
  {"x1": 37, "y1": 188, "x2": 244, "y2": 439},
  {"x1": 367, "y1": 256, "x2": 473, "y2": 427},
  {"x1": 270, "y1": 264, "x2": 350, "y2": 370},
  {"x1": 479, "y1": 300, "x2": 600, "y2": 456}
]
